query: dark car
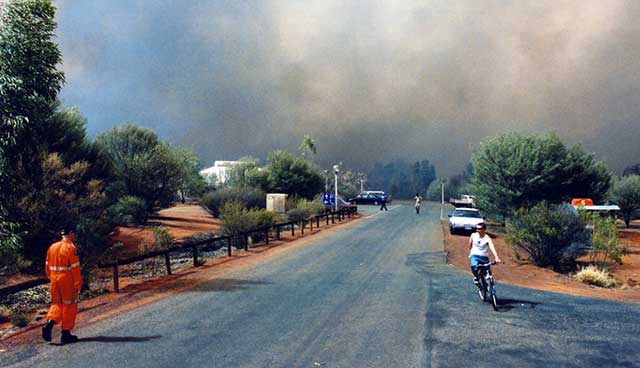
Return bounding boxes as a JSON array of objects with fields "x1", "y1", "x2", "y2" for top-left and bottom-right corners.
[{"x1": 348, "y1": 192, "x2": 386, "y2": 205}]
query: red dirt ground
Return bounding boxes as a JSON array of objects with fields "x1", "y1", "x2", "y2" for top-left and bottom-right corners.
[
  {"x1": 443, "y1": 221, "x2": 640, "y2": 302},
  {"x1": 111, "y1": 204, "x2": 221, "y2": 257}
]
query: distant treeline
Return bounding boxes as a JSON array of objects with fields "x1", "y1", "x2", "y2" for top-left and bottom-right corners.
[{"x1": 365, "y1": 160, "x2": 436, "y2": 199}]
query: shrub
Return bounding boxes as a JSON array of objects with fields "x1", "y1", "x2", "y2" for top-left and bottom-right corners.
[
  {"x1": 202, "y1": 187, "x2": 265, "y2": 217},
  {"x1": 579, "y1": 210, "x2": 627, "y2": 268},
  {"x1": 609, "y1": 175, "x2": 640, "y2": 227},
  {"x1": 286, "y1": 207, "x2": 312, "y2": 223},
  {"x1": 0, "y1": 306, "x2": 12, "y2": 323},
  {"x1": 506, "y1": 202, "x2": 587, "y2": 270},
  {"x1": 220, "y1": 200, "x2": 276, "y2": 246},
  {"x1": 111, "y1": 195, "x2": 147, "y2": 225},
  {"x1": 152, "y1": 226, "x2": 175, "y2": 250},
  {"x1": 10, "y1": 312, "x2": 30, "y2": 327},
  {"x1": 574, "y1": 265, "x2": 617, "y2": 288}
]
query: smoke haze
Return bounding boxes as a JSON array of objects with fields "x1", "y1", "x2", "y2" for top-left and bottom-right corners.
[{"x1": 53, "y1": 0, "x2": 640, "y2": 176}]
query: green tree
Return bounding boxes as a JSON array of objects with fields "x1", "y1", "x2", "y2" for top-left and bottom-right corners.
[
  {"x1": 609, "y1": 175, "x2": 640, "y2": 227},
  {"x1": 266, "y1": 150, "x2": 323, "y2": 199},
  {"x1": 298, "y1": 134, "x2": 317, "y2": 158},
  {"x1": 96, "y1": 123, "x2": 184, "y2": 213},
  {"x1": 623, "y1": 163, "x2": 640, "y2": 177},
  {"x1": 468, "y1": 133, "x2": 611, "y2": 220},
  {"x1": 173, "y1": 148, "x2": 207, "y2": 203},
  {"x1": 0, "y1": 0, "x2": 65, "y2": 204}
]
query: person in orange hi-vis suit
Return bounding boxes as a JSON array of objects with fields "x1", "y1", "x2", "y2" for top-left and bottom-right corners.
[{"x1": 41, "y1": 226, "x2": 81, "y2": 344}]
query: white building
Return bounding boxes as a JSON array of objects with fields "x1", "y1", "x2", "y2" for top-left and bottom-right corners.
[{"x1": 199, "y1": 161, "x2": 242, "y2": 186}]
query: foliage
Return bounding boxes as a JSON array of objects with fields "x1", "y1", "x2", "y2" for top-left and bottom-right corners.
[
  {"x1": 0, "y1": 206, "x2": 24, "y2": 272},
  {"x1": 298, "y1": 134, "x2": 317, "y2": 158},
  {"x1": 367, "y1": 159, "x2": 437, "y2": 199},
  {"x1": 609, "y1": 175, "x2": 640, "y2": 227},
  {"x1": 286, "y1": 198, "x2": 324, "y2": 223},
  {"x1": 110, "y1": 196, "x2": 147, "y2": 225},
  {"x1": 266, "y1": 150, "x2": 323, "y2": 199},
  {"x1": 0, "y1": 305, "x2": 11, "y2": 323},
  {"x1": 468, "y1": 133, "x2": 611, "y2": 220},
  {"x1": 201, "y1": 187, "x2": 266, "y2": 217},
  {"x1": 506, "y1": 202, "x2": 587, "y2": 270},
  {"x1": 152, "y1": 226, "x2": 175, "y2": 250},
  {"x1": 220, "y1": 200, "x2": 276, "y2": 246},
  {"x1": 95, "y1": 123, "x2": 187, "y2": 213},
  {"x1": 10, "y1": 311, "x2": 30, "y2": 327},
  {"x1": 574, "y1": 265, "x2": 617, "y2": 288},
  {"x1": 579, "y1": 210, "x2": 627, "y2": 268},
  {"x1": 623, "y1": 163, "x2": 640, "y2": 177},
  {"x1": 224, "y1": 156, "x2": 273, "y2": 192},
  {"x1": 174, "y1": 148, "x2": 207, "y2": 203},
  {"x1": 0, "y1": 0, "x2": 64, "y2": 202}
]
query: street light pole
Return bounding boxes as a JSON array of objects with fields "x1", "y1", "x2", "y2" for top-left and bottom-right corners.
[
  {"x1": 324, "y1": 170, "x2": 329, "y2": 193},
  {"x1": 440, "y1": 180, "x2": 445, "y2": 220}
]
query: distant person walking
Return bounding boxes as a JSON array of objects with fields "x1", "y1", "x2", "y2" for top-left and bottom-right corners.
[
  {"x1": 380, "y1": 196, "x2": 388, "y2": 211},
  {"x1": 42, "y1": 226, "x2": 81, "y2": 344},
  {"x1": 414, "y1": 193, "x2": 422, "y2": 214}
]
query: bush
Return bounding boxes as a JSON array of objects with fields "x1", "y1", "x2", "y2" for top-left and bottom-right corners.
[
  {"x1": 574, "y1": 265, "x2": 617, "y2": 288},
  {"x1": 609, "y1": 175, "x2": 640, "y2": 227},
  {"x1": 0, "y1": 306, "x2": 12, "y2": 323},
  {"x1": 579, "y1": 210, "x2": 627, "y2": 268},
  {"x1": 152, "y1": 226, "x2": 175, "y2": 250},
  {"x1": 202, "y1": 187, "x2": 265, "y2": 217},
  {"x1": 111, "y1": 196, "x2": 147, "y2": 225},
  {"x1": 506, "y1": 202, "x2": 588, "y2": 270},
  {"x1": 220, "y1": 201, "x2": 276, "y2": 246},
  {"x1": 10, "y1": 312, "x2": 30, "y2": 327},
  {"x1": 286, "y1": 207, "x2": 312, "y2": 223}
]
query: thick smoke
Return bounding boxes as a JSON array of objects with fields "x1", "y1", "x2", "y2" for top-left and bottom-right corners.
[{"x1": 55, "y1": 0, "x2": 640, "y2": 176}]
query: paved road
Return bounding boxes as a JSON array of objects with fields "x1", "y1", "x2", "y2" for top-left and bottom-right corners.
[{"x1": 3, "y1": 204, "x2": 640, "y2": 367}]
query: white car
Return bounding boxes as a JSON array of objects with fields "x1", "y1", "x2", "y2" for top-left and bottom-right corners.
[{"x1": 448, "y1": 208, "x2": 485, "y2": 234}]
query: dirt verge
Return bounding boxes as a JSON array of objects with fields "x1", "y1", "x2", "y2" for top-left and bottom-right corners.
[{"x1": 442, "y1": 220, "x2": 640, "y2": 302}]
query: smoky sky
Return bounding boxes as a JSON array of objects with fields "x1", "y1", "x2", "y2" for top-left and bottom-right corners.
[{"x1": 52, "y1": 0, "x2": 640, "y2": 176}]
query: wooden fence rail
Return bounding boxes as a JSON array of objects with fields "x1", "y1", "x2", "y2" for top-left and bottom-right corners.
[{"x1": 0, "y1": 207, "x2": 357, "y2": 297}]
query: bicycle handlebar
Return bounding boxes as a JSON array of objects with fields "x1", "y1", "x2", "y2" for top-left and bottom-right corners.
[{"x1": 477, "y1": 261, "x2": 500, "y2": 267}]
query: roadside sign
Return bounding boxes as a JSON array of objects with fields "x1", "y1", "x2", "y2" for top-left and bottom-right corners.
[{"x1": 323, "y1": 193, "x2": 335, "y2": 206}]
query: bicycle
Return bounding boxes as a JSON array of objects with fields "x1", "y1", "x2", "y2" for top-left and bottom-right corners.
[{"x1": 475, "y1": 261, "x2": 499, "y2": 311}]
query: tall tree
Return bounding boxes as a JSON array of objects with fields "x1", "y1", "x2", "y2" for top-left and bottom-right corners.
[
  {"x1": 609, "y1": 175, "x2": 640, "y2": 227},
  {"x1": 0, "y1": 0, "x2": 65, "y2": 204},
  {"x1": 468, "y1": 132, "x2": 611, "y2": 219},
  {"x1": 298, "y1": 134, "x2": 317, "y2": 158},
  {"x1": 267, "y1": 150, "x2": 323, "y2": 199}
]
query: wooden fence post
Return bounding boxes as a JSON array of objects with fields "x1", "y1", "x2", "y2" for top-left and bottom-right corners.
[
  {"x1": 164, "y1": 253, "x2": 172, "y2": 275},
  {"x1": 331, "y1": 212, "x2": 335, "y2": 224},
  {"x1": 227, "y1": 237, "x2": 232, "y2": 257},
  {"x1": 265, "y1": 228, "x2": 270, "y2": 244},
  {"x1": 301, "y1": 221, "x2": 305, "y2": 235},
  {"x1": 316, "y1": 217, "x2": 320, "y2": 228},
  {"x1": 276, "y1": 225, "x2": 281, "y2": 240},
  {"x1": 192, "y1": 245, "x2": 199, "y2": 266},
  {"x1": 113, "y1": 265, "x2": 119, "y2": 293},
  {"x1": 291, "y1": 223, "x2": 295, "y2": 236},
  {"x1": 244, "y1": 233, "x2": 249, "y2": 251},
  {"x1": 309, "y1": 218, "x2": 313, "y2": 231},
  {"x1": 326, "y1": 214, "x2": 329, "y2": 225}
]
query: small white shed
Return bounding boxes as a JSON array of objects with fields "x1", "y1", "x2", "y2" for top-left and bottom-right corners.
[{"x1": 266, "y1": 193, "x2": 288, "y2": 214}]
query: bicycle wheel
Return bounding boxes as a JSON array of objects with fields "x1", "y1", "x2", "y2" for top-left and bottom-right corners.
[
  {"x1": 478, "y1": 277, "x2": 487, "y2": 301},
  {"x1": 491, "y1": 293, "x2": 499, "y2": 311}
]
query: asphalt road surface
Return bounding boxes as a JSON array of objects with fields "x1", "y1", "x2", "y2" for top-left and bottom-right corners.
[{"x1": 3, "y1": 204, "x2": 640, "y2": 367}]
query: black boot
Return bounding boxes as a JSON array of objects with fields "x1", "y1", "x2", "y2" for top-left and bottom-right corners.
[
  {"x1": 61, "y1": 330, "x2": 79, "y2": 344},
  {"x1": 41, "y1": 320, "x2": 55, "y2": 342}
]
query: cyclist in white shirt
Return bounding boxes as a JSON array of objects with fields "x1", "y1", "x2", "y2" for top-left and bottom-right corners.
[{"x1": 468, "y1": 223, "x2": 501, "y2": 286}]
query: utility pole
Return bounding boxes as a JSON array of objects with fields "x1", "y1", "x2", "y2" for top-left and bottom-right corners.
[
  {"x1": 440, "y1": 180, "x2": 445, "y2": 220},
  {"x1": 333, "y1": 164, "x2": 340, "y2": 212}
]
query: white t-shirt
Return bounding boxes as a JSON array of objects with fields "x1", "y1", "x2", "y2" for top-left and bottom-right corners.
[{"x1": 469, "y1": 232, "x2": 492, "y2": 257}]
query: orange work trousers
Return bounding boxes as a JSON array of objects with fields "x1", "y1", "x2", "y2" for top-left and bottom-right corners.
[{"x1": 46, "y1": 275, "x2": 78, "y2": 330}]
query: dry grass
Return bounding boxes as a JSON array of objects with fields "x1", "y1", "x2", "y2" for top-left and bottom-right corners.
[
  {"x1": 0, "y1": 305, "x2": 12, "y2": 323},
  {"x1": 574, "y1": 266, "x2": 617, "y2": 288}
]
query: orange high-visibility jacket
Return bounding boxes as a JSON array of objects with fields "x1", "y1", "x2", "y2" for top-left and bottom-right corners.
[{"x1": 45, "y1": 239, "x2": 82, "y2": 293}]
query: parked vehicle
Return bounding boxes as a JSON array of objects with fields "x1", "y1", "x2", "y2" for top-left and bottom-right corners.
[
  {"x1": 348, "y1": 191, "x2": 387, "y2": 205},
  {"x1": 448, "y1": 208, "x2": 485, "y2": 234},
  {"x1": 449, "y1": 194, "x2": 476, "y2": 208}
]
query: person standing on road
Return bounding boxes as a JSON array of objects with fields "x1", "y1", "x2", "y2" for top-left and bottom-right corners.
[
  {"x1": 379, "y1": 196, "x2": 388, "y2": 211},
  {"x1": 414, "y1": 193, "x2": 422, "y2": 214},
  {"x1": 42, "y1": 226, "x2": 82, "y2": 344},
  {"x1": 468, "y1": 223, "x2": 501, "y2": 286}
]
